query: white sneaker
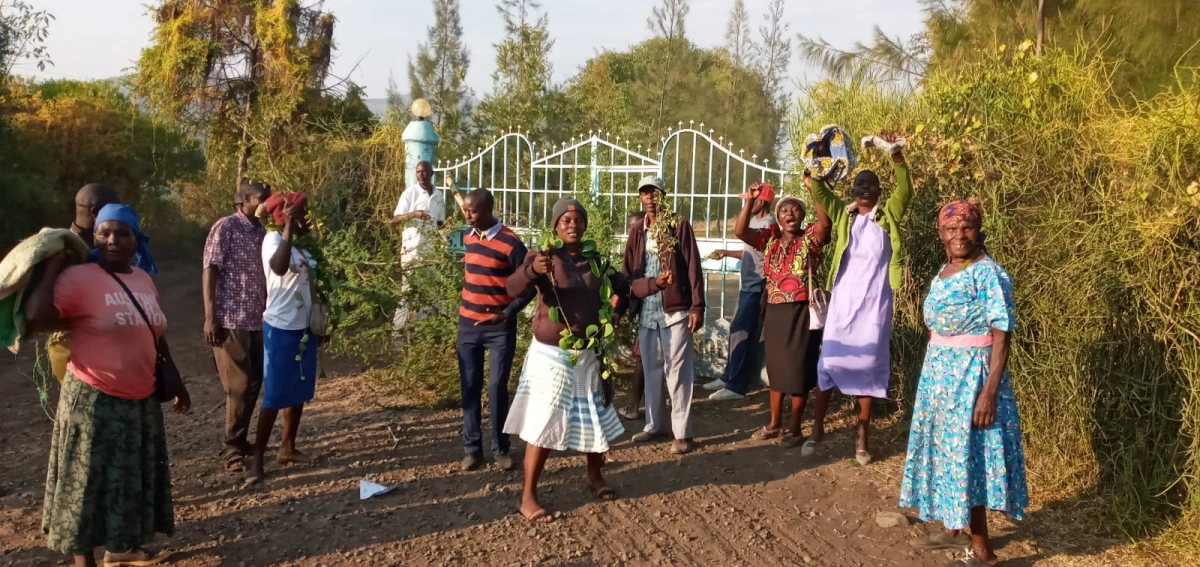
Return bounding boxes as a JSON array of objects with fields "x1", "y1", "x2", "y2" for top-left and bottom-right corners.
[
  {"x1": 709, "y1": 389, "x2": 745, "y2": 401},
  {"x1": 701, "y1": 378, "x2": 725, "y2": 391}
]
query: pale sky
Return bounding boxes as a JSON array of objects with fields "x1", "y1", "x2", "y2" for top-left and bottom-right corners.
[{"x1": 20, "y1": 0, "x2": 927, "y2": 102}]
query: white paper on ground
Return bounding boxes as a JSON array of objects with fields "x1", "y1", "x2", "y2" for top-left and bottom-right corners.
[{"x1": 359, "y1": 479, "x2": 397, "y2": 500}]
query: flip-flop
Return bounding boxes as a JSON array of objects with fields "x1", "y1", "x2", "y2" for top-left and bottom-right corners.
[
  {"x1": 751, "y1": 427, "x2": 782, "y2": 441},
  {"x1": 911, "y1": 532, "x2": 970, "y2": 550},
  {"x1": 778, "y1": 433, "x2": 804, "y2": 448},
  {"x1": 856, "y1": 450, "x2": 873, "y2": 466},
  {"x1": 617, "y1": 407, "x2": 642, "y2": 420},
  {"x1": 520, "y1": 507, "x2": 555, "y2": 523},
  {"x1": 589, "y1": 485, "x2": 618, "y2": 501}
]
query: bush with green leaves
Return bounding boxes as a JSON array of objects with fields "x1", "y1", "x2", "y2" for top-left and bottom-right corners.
[{"x1": 791, "y1": 40, "x2": 1200, "y2": 547}]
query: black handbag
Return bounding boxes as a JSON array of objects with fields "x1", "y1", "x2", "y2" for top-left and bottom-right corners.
[{"x1": 103, "y1": 269, "x2": 183, "y2": 403}]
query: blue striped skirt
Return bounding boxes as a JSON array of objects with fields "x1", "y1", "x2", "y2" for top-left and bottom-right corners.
[
  {"x1": 503, "y1": 340, "x2": 624, "y2": 453},
  {"x1": 262, "y1": 322, "x2": 318, "y2": 410}
]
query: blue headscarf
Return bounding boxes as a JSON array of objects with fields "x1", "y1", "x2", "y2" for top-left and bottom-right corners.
[{"x1": 90, "y1": 204, "x2": 159, "y2": 275}]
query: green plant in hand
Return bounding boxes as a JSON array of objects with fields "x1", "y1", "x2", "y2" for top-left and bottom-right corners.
[{"x1": 537, "y1": 234, "x2": 622, "y2": 383}]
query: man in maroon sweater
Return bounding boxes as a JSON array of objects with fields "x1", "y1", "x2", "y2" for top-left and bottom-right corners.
[{"x1": 622, "y1": 175, "x2": 706, "y2": 455}]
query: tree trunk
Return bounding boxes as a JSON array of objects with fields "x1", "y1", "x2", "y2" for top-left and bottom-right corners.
[{"x1": 1036, "y1": 0, "x2": 1046, "y2": 55}]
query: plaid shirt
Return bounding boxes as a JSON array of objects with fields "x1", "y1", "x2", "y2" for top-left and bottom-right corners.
[{"x1": 202, "y1": 211, "x2": 267, "y2": 331}]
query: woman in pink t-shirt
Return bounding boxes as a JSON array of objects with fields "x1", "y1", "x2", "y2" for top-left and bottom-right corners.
[{"x1": 26, "y1": 204, "x2": 189, "y2": 567}]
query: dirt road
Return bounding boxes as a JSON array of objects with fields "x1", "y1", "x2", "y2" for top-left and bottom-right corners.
[{"x1": 0, "y1": 261, "x2": 1145, "y2": 566}]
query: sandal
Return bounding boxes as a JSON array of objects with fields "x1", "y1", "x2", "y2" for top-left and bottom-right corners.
[
  {"x1": 800, "y1": 438, "x2": 820, "y2": 457},
  {"x1": 102, "y1": 548, "x2": 170, "y2": 566},
  {"x1": 751, "y1": 427, "x2": 782, "y2": 441},
  {"x1": 618, "y1": 406, "x2": 642, "y2": 421},
  {"x1": 943, "y1": 548, "x2": 995, "y2": 566},
  {"x1": 589, "y1": 485, "x2": 617, "y2": 501},
  {"x1": 223, "y1": 455, "x2": 246, "y2": 474},
  {"x1": 520, "y1": 507, "x2": 555, "y2": 523},
  {"x1": 778, "y1": 433, "x2": 804, "y2": 448},
  {"x1": 912, "y1": 532, "x2": 971, "y2": 550},
  {"x1": 856, "y1": 450, "x2": 873, "y2": 466}
]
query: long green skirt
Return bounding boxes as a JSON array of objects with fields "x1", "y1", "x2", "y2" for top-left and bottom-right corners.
[{"x1": 42, "y1": 372, "x2": 174, "y2": 554}]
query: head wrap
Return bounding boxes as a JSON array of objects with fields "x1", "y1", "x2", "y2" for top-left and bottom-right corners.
[
  {"x1": 938, "y1": 199, "x2": 982, "y2": 227},
  {"x1": 263, "y1": 192, "x2": 309, "y2": 228},
  {"x1": 774, "y1": 196, "x2": 806, "y2": 221},
  {"x1": 939, "y1": 199, "x2": 987, "y2": 249},
  {"x1": 90, "y1": 204, "x2": 159, "y2": 275},
  {"x1": 739, "y1": 182, "x2": 776, "y2": 204},
  {"x1": 551, "y1": 197, "x2": 588, "y2": 227}
]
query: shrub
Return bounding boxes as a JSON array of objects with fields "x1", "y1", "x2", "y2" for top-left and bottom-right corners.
[{"x1": 791, "y1": 41, "x2": 1200, "y2": 545}]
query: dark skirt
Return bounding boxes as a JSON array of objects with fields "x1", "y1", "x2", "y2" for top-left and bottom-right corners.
[
  {"x1": 763, "y1": 302, "x2": 822, "y2": 395},
  {"x1": 43, "y1": 372, "x2": 173, "y2": 554}
]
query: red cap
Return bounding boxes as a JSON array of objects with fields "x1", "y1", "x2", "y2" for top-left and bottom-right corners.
[{"x1": 739, "y1": 183, "x2": 776, "y2": 203}]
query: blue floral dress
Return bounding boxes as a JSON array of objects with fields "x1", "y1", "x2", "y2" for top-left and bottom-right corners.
[{"x1": 899, "y1": 257, "x2": 1028, "y2": 530}]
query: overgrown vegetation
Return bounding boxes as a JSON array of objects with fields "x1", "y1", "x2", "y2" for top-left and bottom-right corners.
[
  {"x1": 5, "y1": 0, "x2": 1200, "y2": 556},
  {"x1": 792, "y1": 41, "x2": 1200, "y2": 549}
]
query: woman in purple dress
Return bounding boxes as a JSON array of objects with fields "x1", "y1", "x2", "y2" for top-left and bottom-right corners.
[{"x1": 804, "y1": 135, "x2": 913, "y2": 465}]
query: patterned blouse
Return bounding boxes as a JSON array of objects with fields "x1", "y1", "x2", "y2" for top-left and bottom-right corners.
[
  {"x1": 202, "y1": 211, "x2": 267, "y2": 331},
  {"x1": 753, "y1": 223, "x2": 823, "y2": 304}
]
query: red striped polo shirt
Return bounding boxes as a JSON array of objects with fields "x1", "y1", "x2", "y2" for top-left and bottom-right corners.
[{"x1": 460, "y1": 224, "x2": 529, "y2": 327}]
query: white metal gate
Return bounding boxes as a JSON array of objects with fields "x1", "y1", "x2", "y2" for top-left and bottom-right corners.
[{"x1": 434, "y1": 123, "x2": 793, "y2": 321}]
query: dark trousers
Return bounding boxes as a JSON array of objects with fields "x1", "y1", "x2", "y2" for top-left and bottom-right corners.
[
  {"x1": 721, "y1": 289, "x2": 764, "y2": 395},
  {"x1": 457, "y1": 324, "x2": 517, "y2": 456},
  {"x1": 213, "y1": 329, "x2": 265, "y2": 459}
]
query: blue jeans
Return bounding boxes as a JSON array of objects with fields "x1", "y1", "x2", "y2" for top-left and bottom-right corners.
[
  {"x1": 457, "y1": 324, "x2": 517, "y2": 456},
  {"x1": 720, "y1": 289, "x2": 764, "y2": 395}
]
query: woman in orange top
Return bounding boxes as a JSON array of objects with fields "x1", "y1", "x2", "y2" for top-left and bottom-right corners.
[{"x1": 26, "y1": 204, "x2": 190, "y2": 567}]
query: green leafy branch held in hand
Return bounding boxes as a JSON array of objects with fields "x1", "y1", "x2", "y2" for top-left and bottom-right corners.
[{"x1": 537, "y1": 234, "x2": 621, "y2": 383}]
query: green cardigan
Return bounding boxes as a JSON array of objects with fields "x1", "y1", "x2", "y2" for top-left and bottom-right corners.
[{"x1": 810, "y1": 161, "x2": 915, "y2": 291}]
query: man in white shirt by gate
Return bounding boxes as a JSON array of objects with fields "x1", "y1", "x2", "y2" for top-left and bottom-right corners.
[{"x1": 391, "y1": 160, "x2": 446, "y2": 328}]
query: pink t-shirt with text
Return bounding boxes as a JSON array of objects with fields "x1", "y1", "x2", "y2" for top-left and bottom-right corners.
[{"x1": 54, "y1": 263, "x2": 167, "y2": 400}]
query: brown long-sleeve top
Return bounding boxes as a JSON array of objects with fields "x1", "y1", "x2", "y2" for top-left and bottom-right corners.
[{"x1": 508, "y1": 248, "x2": 658, "y2": 346}]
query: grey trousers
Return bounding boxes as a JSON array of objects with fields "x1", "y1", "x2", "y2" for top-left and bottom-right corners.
[{"x1": 639, "y1": 321, "x2": 695, "y2": 440}]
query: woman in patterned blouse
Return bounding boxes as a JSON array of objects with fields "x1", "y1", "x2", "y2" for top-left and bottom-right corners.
[{"x1": 734, "y1": 182, "x2": 830, "y2": 448}]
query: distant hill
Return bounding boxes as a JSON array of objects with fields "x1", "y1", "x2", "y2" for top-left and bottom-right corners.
[{"x1": 363, "y1": 98, "x2": 388, "y2": 117}]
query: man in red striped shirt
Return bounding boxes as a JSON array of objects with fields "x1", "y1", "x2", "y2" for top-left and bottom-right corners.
[{"x1": 457, "y1": 188, "x2": 534, "y2": 471}]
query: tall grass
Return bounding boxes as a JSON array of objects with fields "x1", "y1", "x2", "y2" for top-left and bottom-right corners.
[{"x1": 791, "y1": 42, "x2": 1200, "y2": 548}]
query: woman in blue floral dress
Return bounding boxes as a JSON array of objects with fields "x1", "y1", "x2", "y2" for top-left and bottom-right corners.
[{"x1": 900, "y1": 200, "x2": 1028, "y2": 567}]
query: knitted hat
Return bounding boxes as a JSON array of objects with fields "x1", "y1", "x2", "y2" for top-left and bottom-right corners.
[{"x1": 551, "y1": 197, "x2": 587, "y2": 226}]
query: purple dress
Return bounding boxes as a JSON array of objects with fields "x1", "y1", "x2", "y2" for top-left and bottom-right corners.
[{"x1": 817, "y1": 213, "x2": 892, "y2": 398}]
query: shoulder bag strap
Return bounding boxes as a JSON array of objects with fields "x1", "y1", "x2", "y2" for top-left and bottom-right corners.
[{"x1": 103, "y1": 268, "x2": 160, "y2": 346}]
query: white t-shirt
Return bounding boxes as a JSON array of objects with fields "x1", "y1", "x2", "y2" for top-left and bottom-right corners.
[
  {"x1": 393, "y1": 184, "x2": 447, "y2": 264},
  {"x1": 261, "y1": 231, "x2": 316, "y2": 331}
]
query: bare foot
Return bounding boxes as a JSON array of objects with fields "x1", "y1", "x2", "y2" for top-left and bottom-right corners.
[
  {"x1": 244, "y1": 453, "x2": 265, "y2": 486},
  {"x1": 276, "y1": 448, "x2": 311, "y2": 465}
]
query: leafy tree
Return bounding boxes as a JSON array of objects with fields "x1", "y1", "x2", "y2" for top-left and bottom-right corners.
[
  {"x1": 755, "y1": 0, "x2": 790, "y2": 155},
  {"x1": 475, "y1": 0, "x2": 555, "y2": 139},
  {"x1": 645, "y1": 0, "x2": 691, "y2": 134},
  {"x1": 407, "y1": 0, "x2": 472, "y2": 155},
  {"x1": 723, "y1": 0, "x2": 753, "y2": 69},
  {"x1": 135, "y1": 0, "x2": 337, "y2": 189},
  {"x1": 0, "y1": 0, "x2": 54, "y2": 76},
  {"x1": 0, "y1": 79, "x2": 204, "y2": 247}
]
